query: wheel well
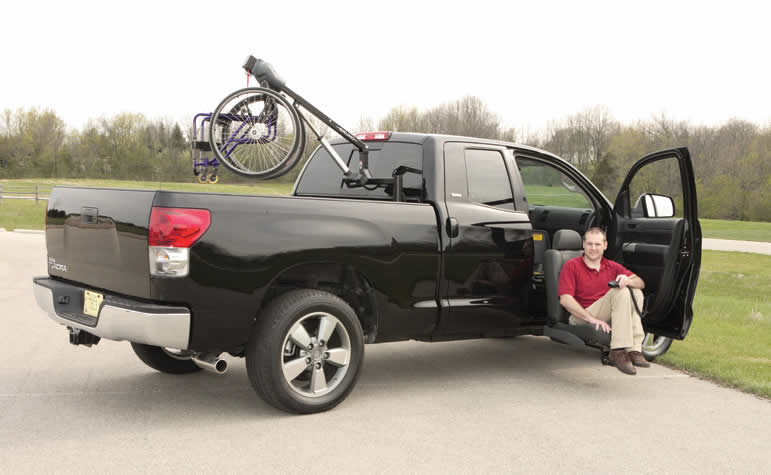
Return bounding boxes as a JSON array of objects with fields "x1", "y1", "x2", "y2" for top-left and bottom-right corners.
[{"x1": 261, "y1": 263, "x2": 378, "y2": 343}]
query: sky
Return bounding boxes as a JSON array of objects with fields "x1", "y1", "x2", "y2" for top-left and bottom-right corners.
[{"x1": 1, "y1": 0, "x2": 769, "y2": 138}]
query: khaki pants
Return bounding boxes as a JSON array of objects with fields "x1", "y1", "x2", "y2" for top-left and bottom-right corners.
[{"x1": 569, "y1": 288, "x2": 645, "y2": 352}]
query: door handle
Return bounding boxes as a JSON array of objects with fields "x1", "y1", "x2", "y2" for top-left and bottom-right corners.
[{"x1": 446, "y1": 217, "x2": 459, "y2": 238}]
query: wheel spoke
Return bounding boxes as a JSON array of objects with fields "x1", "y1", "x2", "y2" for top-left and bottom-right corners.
[
  {"x1": 643, "y1": 333, "x2": 654, "y2": 349},
  {"x1": 289, "y1": 324, "x2": 312, "y2": 349},
  {"x1": 311, "y1": 365, "x2": 327, "y2": 393},
  {"x1": 325, "y1": 348, "x2": 349, "y2": 367},
  {"x1": 283, "y1": 357, "x2": 310, "y2": 382},
  {"x1": 317, "y1": 316, "x2": 337, "y2": 345}
]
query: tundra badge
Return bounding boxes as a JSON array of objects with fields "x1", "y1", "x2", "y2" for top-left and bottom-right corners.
[{"x1": 48, "y1": 257, "x2": 67, "y2": 273}]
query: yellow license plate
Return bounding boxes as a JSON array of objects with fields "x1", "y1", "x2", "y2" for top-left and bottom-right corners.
[
  {"x1": 83, "y1": 290, "x2": 104, "y2": 318},
  {"x1": 533, "y1": 233, "x2": 543, "y2": 241}
]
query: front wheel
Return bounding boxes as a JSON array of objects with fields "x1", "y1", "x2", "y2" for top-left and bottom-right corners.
[
  {"x1": 209, "y1": 87, "x2": 305, "y2": 180},
  {"x1": 246, "y1": 289, "x2": 365, "y2": 414},
  {"x1": 641, "y1": 333, "x2": 673, "y2": 361}
]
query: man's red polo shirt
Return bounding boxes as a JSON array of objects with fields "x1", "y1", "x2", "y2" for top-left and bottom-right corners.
[{"x1": 558, "y1": 255, "x2": 635, "y2": 308}]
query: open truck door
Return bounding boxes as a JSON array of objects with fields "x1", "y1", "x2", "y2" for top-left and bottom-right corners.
[{"x1": 609, "y1": 147, "x2": 702, "y2": 339}]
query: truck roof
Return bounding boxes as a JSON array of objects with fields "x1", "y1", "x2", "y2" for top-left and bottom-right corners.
[{"x1": 329, "y1": 132, "x2": 562, "y2": 161}]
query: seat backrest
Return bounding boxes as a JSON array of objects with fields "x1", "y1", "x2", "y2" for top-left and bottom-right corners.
[{"x1": 544, "y1": 229, "x2": 583, "y2": 324}]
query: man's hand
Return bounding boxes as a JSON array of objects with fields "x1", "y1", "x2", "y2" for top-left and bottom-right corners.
[
  {"x1": 560, "y1": 294, "x2": 611, "y2": 333},
  {"x1": 591, "y1": 317, "x2": 611, "y2": 333},
  {"x1": 616, "y1": 274, "x2": 631, "y2": 289}
]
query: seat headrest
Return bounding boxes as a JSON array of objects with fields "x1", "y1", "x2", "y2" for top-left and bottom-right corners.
[{"x1": 552, "y1": 229, "x2": 583, "y2": 250}]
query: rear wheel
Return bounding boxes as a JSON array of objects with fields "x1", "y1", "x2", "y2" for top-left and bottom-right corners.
[
  {"x1": 641, "y1": 333, "x2": 673, "y2": 361},
  {"x1": 131, "y1": 343, "x2": 202, "y2": 374},
  {"x1": 246, "y1": 289, "x2": 365, "y2": 414},
  {"x1": 209, "y1": 87, "x2": 304, "y2": 180}
]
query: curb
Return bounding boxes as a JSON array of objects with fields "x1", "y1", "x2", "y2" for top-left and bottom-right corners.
[{"x1": 12, "y1": 229, "x2": 45, "y2": 234}]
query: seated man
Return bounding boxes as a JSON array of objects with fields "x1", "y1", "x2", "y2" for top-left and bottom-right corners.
[{"x1": 557, "y1": 227, "x2": 648, "y2": 375}]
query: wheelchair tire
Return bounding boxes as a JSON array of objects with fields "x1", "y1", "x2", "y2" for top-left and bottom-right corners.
[{"x1": 209, "y1": 87, "x2": 305, "y2": 180}]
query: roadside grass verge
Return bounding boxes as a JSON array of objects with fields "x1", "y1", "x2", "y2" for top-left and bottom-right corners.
[
  {"x1": 0, "y1": 199, "x2": 47, "y2": 231},
  {"x1": 700, "y1": 218, "x2": 771, "y2": 243},
  {"x1": 659, "y1": 251, "x2": 771, "y2": 399}
]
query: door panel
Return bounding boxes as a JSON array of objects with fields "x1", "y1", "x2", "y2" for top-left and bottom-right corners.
[
  {"x1": 438, "y1": 143, "x2": 534, "y2": 336},
  {"x1": 612, "y1": 148, "x2": 701, "y2": 339}
]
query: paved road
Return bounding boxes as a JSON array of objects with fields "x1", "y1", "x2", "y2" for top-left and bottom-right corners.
[
  {"x1": 702, "y1": 237, "x2": 771, "y2": 255},
  {"x1": 1, "y1": 232, "x2": 769, "y2": 474}
]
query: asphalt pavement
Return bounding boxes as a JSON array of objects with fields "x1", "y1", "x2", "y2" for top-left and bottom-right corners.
[
  {"x1": 702, "y1": 237, "x2": 771, "y2": 255},
  {"x1": 1, "y1": 231, "x2": 769, "y2": 474}
]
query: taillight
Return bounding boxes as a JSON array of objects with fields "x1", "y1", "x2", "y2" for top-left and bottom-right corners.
[
  {"x1": 356, "y1": 131, "x2": 391, "y2": 141},
  {"x1": 148, "y1": 207, "x2": 210, "y2": 278},
  {"x1": 148, "y1": 207, "x2": 210, "y2": 247}
]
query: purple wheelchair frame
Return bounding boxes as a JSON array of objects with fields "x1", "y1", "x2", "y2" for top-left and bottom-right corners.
[{"x1": 191, "y1": 111, "x2": 278, "y2": 181}]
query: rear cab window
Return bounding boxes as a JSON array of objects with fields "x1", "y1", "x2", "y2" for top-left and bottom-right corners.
[{"x1": 294, "y1": 142, "x2": 425, "y2": 201}]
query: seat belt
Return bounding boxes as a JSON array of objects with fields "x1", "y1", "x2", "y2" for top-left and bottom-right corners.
[{"x1": 629, "y1": 287, "x2": 648, "y2": 318}]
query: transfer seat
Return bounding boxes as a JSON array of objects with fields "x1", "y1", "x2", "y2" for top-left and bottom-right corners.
[{"x1": 543, "y1": 229, "x2": 611, "y2": 348}]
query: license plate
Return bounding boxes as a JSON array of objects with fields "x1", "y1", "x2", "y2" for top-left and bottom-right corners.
[{"x1": 83, "y1": 290, "x2": 104, "y2": 318}]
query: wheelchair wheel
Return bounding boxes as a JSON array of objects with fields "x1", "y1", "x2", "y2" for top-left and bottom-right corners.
[
  {"x1": 197, "y1": 173, "x2": 208, "y2": 184},
  {"x1": 209, "y1": 87, "x2": 305, "y2": 180},
  {"x1": 208, "y1": 174, "x2": 219, "y2": 184}
]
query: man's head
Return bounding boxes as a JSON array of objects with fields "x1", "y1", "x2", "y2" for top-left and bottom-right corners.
[{"x1": 583, "y1": 227, "x2": 607, "y2": 262}]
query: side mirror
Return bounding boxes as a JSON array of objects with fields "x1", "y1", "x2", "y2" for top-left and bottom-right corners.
[{"x1": 633, "y1": 193, "x2": 675, "y2": 218}]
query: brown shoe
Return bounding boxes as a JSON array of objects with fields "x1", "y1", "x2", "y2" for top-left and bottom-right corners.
[
  {"x1": 629, "y1": 351, "x2": 651, "y2": 368},
  {"x1": 608, "y1": 349, "x2": 637, "y2": 375}
]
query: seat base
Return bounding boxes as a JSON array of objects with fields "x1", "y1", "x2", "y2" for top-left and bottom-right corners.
[{"x1": 544, "y1": 322, "x2": 610, "y2": 349}]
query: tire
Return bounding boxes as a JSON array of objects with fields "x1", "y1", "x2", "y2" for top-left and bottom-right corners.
[
  {"x1": 246, "y1": 289, "x2": 365, "y2": 414},
  {"x1": 209, "y1": 87, "x2": 305, "y2": 180},
  {"x1": 130, "y1": 343, "x2": 202, "y2": 374},
  {"x1": 641, "y1": 333, "x2": 673, "y2": 361}
]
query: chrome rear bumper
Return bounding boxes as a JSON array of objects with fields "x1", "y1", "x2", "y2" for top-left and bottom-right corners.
[{"x1": 33, "y1": 277, "x2": 191, "y2": 350}]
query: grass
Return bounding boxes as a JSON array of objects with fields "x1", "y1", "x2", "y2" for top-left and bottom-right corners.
[
  {"x1": 0, "y1": 178, "x2": 293, "y2": 230},
  {"x1": 524, "y1": 184, "x2": 594, "y2": 209},
  {"x1": 0, "y1": 178, "x2": 294, "y2": 196},
  {"x1": 1, "y1": 180, "x2": 770, "y2": 239},
  {"x1": 700, "y1": 218, "x2": 771, "y2": 243},
  {"x1": 660, "y1": 250, "x2": 771, "y2": 398}
]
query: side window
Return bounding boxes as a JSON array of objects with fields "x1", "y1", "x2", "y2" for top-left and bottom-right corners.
[
  {"x1": 465, "y1": 149, "x2": 515, "y2": 211},
  {"x1": 516, "y1": 157, "x2": 593, "y2": 209},
  {"x1": 628, "y1": 157, "x2": 684, "y2": 218}
]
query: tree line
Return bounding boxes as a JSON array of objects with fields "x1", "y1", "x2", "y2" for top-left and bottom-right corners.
[
  {"x1": 370, "y1": 100, "x2": 770, "y2": 222},
  {"x1": 1, "y1": 102, "x2": 769, "y2": 221}
]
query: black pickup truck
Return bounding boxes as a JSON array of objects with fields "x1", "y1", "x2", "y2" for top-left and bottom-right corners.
[{"x1": 33, "y1": 132, "x2": 701, "y2": 413}]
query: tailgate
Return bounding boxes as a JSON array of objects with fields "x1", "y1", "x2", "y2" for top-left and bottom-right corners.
[{"x1": 45, "y1": 186, "x2": 156, "y2": 299}]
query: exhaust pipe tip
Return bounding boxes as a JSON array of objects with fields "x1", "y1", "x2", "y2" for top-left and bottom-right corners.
[{"x1": 192, "y1": 353, "x2": 228, "y2": 374}]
